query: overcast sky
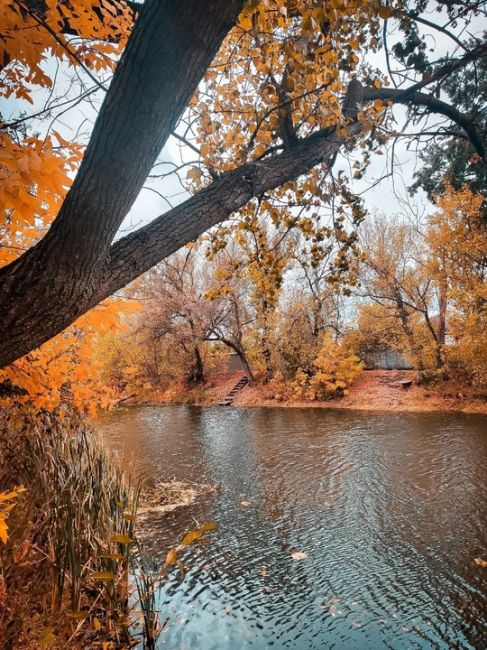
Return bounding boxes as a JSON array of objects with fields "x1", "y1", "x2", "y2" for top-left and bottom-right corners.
[{"x1": 1, "y1": 5, "x2": 486, "y2": 241}]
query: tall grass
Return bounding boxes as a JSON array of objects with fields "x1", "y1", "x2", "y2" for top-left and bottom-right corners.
[{"x1": 0, "y1": 405, "x2": 155, "y2": 648}]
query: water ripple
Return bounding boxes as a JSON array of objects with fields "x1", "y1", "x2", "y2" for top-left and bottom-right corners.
[{"x1": 98, "y1": 407, "x2": 487, "y2": 649}]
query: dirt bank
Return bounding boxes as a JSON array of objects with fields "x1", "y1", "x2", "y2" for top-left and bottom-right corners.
[
  {"x1": 234, "y1": 370, "x2": 487, "y2": 414},
  {"x1": 129, "y1": 370, "x2": 487, "y2": 415}
]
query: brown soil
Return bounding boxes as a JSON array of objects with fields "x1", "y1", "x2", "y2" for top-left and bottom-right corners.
[
  {"x1": 234, "y1": 370, "x2": 487, "y2": 414},
  {"x1": 127, "y1": 370, "x2": 487, "y2": 414}
]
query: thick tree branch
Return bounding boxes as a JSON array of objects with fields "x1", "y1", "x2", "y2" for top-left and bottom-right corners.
[
  {"x1": 361, "y1": 40, "x2": 487, "y2": 160},
  {"x1": 364, "y1": 86, "x2": 487, "y2": 161},
  {"x1": 97, "y1": 126, "x2": 353, "y2": 302},
  {"x1": 0, "y1": 0, "x2": 245, "y2": 368}
]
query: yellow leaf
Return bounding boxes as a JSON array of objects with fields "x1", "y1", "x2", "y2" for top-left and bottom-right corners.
[
  {"x1": 181, "y1": 529, "x2": 204, "y2": 546},
  {"x1": 187, "y1": 167, "x2": 203, "y2": 182},
  {"x1": 165, "y1": 548, "x2": 177, "y2": 565},
  {"x1": 100, "y1": 552, "x2": 124, "y2": 561},
  {"x1": 69, "y1": 611, "x2": 90, "y2": 620},
  {"x1": 90, "y1": 571, "x2": 115, "y2": 581},
  {"x1": 0, "y1": 521, "x2": 8, "y2": 545},
  {"x1": 379, "y1": 6, "x2": 393, "y2": 19},
  {"x1": 110, "y1": 533, "x2": 134, "y2": 544},
  {"x1": 238, "y1": 13, "x2": 253, "y2": 31}
]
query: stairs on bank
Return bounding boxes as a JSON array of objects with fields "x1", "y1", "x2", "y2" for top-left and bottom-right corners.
[{"x1": 219, "y1": 375, "x2": 249, "y2": 406}]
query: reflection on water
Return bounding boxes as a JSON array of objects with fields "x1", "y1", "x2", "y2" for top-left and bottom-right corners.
[{"x1": 97, "y1": 406, "x2": 487, "y2": 649}]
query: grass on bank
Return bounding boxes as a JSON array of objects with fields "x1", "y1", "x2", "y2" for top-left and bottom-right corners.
[{"x1": 0, "y1": 405, "x2": 157, "y2": 649}]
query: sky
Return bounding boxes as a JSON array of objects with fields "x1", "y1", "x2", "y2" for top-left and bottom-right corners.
[{"x1": 1, "y1": 4, "x2": 486, "y2": 243}]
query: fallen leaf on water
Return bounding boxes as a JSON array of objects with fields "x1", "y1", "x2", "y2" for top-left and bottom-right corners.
[
  {"x1": 290, "y1": 551, "x2": 307, "y2": 560},
  {"x1": 240, "y1": 501, "x2": 251, "y2": 507},
  {"x1": 260, "y1": 569, "x2": 268, "y2": 576},
  {"x1": 321, "y1": 595, "x2": 341, "y2": 609},
  {"x1": 474, "y1": 557, "x2": 487, "y2": 567},
  {"x1": 351, "y1": 621, "x2": 363, "y2": 629}
]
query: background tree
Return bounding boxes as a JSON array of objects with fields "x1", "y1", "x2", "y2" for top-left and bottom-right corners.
[
  {"x1": 426, "y1": 185, "x2": 487, "y2": 389},
  {"x1": 410, "y1": 37, "x2": 487, "y2": 203},
  {"x1": 358, "y1": 215, "x2": 446, "y2": 378}
]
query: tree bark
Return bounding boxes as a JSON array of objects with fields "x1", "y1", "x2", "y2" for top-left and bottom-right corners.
[
  {"x1": 393, "y1": 288, "x2": 426, "y2": 379},
  {"x1": 188, "y1": 345, "x2": 204, "y2": 386},
  {"x1": 0, "y1": 0, "x2": 244, "y2": 367}
]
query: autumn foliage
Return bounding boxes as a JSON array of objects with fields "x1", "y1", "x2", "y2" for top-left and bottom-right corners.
[{"x1": 1, "y1": 1, "x2": 137, "y2": 413}]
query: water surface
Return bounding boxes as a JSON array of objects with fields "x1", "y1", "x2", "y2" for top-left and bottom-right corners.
[{"x1": 98, "y1": 406, "x2": 487, "y2": 649}]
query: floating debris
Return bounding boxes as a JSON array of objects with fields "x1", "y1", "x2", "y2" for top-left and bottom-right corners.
[
  {"x1": 138, "y1": 480, "x2": 217, "y2": 517},
  {"x1": 290, "y1": 551, "x2": 308, "y2": 560},
  {"x1": 320, "y1": 596, "x2": 341, "y2": 609},
  {"x1": 320, "y1": 595, "x2": 342, "y2": 617}
]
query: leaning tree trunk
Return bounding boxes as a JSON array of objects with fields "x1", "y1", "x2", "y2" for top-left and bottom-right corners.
[
  {"x1": 394, "y1": 289, "x2": 426, "y2": 382},
  {"x1": 226, "y1": 340, "x2": 256, "y2": 384}
]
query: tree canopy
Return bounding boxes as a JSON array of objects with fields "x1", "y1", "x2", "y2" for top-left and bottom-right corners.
[{"x1": 1, "y1": 0, "x2": 486, "y2": 369}]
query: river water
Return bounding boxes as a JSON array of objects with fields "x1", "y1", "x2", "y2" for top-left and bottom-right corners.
[{"x1": 97, "y1": 406, "x2": 487, "y2": 649}]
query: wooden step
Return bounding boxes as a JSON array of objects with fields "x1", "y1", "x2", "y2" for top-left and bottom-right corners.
[{"x1": 218, "y1": 375, "x2": 249, "y2": 406}]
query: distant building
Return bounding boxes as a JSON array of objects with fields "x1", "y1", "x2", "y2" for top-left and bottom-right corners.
[
  {"x1": 224, "y1": 352, "x2": 248, "y2": 373},
  {"x1": 362, "y1": 349, "x2": 413, "y2": 370}
]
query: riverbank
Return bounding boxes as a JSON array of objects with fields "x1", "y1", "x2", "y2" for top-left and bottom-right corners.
[{"x1": 126, "y1": 370, "x2": 487, "y2": 415}]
